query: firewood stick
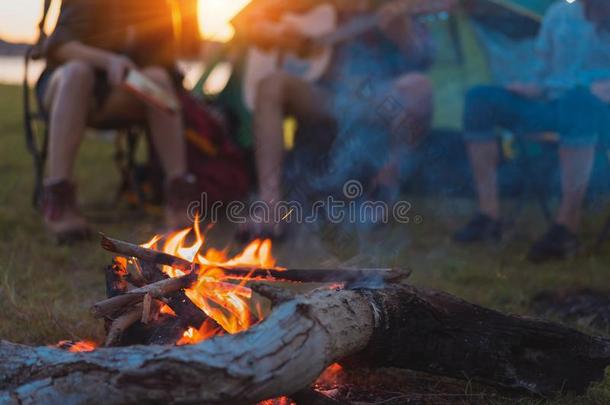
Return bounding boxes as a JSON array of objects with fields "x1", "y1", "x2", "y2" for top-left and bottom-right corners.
[
  {"x1": 141, "y1": 293, "x2": 153, "y2": 324},
  {"x1": 100, "y1": 234, "x2": 409, "y2": 283},
  {"x1": 91, "y1": 273, "x2": 197, "y2": 319},
  {"x1": 101, "y1": 234, "x2": 193, "y2": 272},
  {"x1": 104, "y1": 304, "x2": 143, "y2": 347}
]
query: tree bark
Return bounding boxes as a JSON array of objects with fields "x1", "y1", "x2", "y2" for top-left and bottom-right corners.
[{"x1": 1, "y1": 285, "x2": 609, "y2": 404}]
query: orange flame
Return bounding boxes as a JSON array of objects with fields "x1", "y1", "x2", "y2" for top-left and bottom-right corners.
[
  {"x1": 177, "y1": 319, "x2": 224, "y2": 345},
  {"x1": 140, "y1": 218, "x2": 279, "y2": 343},
  {"x1": 55, "y1": 340, "x2": 97, "y2": 352}
]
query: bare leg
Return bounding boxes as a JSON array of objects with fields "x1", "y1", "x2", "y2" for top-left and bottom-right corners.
[
  {"x1": 141, "y1": 67, "x2": 188, "y2": 180},
  {"x1": 253, "y1": 72, "x2": 332, "y2": 205},
  {"x1": 375, "y1": 74, "x2": 433, "y2": 189},
  {"x1": 42, "y1": 61, "x2": 96, "y2": 241},
  {"x1": 467, "y1": 141, "x2": 500, "y2": 220},
  {"x1": 393, "y1": 73, "x2": 433, "y2": 146},
  {"x1": 555, "y1": 147, "x2": 595, "y2": 232},
  {"x1": 45, "y1": 61, "x2": 95, "y2": 183},
  {"x1": 93, "y1": 67, "x2": 188, "y2": 180}
]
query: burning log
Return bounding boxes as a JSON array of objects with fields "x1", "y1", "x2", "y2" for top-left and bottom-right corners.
[
  {"x1": 2, "y1": 285, "x2": 610, "y2": 403},
  {"x1": 100, "y1": 234, "x2": 408, "y2": 283},
  {"x1": 91, "y1": 273, "x2": 197, "y2": 319},
  {"x1": 104, "y1": 305, "x2": 144, "y2": 347}
]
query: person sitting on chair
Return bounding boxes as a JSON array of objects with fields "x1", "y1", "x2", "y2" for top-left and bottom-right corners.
[
  {"x1": 38, "y1": 0, "x2": 197, "y2": 242},
  {"x1": 453, "y1": 0, "x2": 610, "y2": 262},
  {"x1": 235, "y1": 0, "x2": 439, "y2": 240}
]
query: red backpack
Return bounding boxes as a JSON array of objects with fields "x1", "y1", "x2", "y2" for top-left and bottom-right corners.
[{"x1": 179, "y1": 92, "x2": 251, "y2": 205}]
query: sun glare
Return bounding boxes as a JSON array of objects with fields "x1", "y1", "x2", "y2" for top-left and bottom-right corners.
[{"x1": 197, "y1": 0, "x2": 251, "y2": 42}]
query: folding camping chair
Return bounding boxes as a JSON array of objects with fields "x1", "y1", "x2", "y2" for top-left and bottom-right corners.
[
  {"x1": 508, "y1": 131, "x2": 610, "y2": 251},
  {"x1": 23, "y1": 0, "x2": 153, "y2": 210},
  {"x1": 496, "y1": 131, "x2": 555, "y2": 233}
]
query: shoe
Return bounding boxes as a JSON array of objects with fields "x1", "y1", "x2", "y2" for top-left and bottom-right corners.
[
  {"x1": 165, "y1": 174, "x2": 199, "y2": 230},
  {"x1": 41, "y1": 180, "x2": 91, "y2": 244},
  {"x1": 527, "y1": 224, "x2": 580, "y2": 263},
  {"x1": 453, "y1": 213, "x2": 502, "y2": 243}
]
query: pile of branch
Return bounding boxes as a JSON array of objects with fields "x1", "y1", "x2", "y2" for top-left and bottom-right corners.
[{"x1": 95, "y1": 235, "x2": 408, "y2": 347}]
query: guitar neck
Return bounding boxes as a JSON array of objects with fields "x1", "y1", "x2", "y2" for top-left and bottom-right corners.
[
  {"x1": 316, "y1": 0, "x2": 452, "y2": 47},
  {"x1": 319, "y1": 14, "x2": 379, "y2": 46}
]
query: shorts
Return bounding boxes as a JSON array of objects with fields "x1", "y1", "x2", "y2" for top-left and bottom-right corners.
[{"x1": 36, "y1": 66, "x2": 111, "y2": 114}]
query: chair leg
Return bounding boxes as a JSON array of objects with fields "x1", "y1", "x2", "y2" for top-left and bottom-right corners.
[
  {"x1": 595, "y1": 148, "x2": 610, "y2": 250},
  {"x1": 516, "y1": 137, "x2": 553, "y2": 223},
  {"x1": 32, "y1": 126, "x2": 49, "y2": 208},
  {"x1": 596, "y1": 215, "x2": 610, "y2": 250}
]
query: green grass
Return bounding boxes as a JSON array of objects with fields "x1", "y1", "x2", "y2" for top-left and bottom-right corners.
[{"x1": 1, "y1": 82, "x2": 609, "y2": 402}]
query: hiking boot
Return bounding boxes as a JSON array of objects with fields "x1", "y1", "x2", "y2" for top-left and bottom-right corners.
[
  {"x1": 527, "y1": 224, "x2": 580, "y2": 263},
  {"x1": 41, "y1": 180, "x2": 91, "y2": 244},
  {"x1": 453, "y1": 213, "x2": 502, "y2": 243},
  {"x1": 165, "y1": 174, "x2": 199, "y2": 230}
]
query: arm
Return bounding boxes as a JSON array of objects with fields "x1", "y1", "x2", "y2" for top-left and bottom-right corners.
[
  {"x1": 52, "y1": 41, "x2": 117, "y2": 70},
  {"x1": 52, "y1": 41, "x2": 136, "y2": 86},
  {"x1": 377, "y1": 0, "x2": 436, "y2": 69},
  {"x1": 44, "y1": 0, "x2": 135, "y2": 86}
]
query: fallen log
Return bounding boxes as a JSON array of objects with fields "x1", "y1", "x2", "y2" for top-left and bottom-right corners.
[
  {"x1": 2, "y1": 285, "x2": 610, "y2": 404},
  {"x1": 100, "y1": 234, "x2": 407, "y2": 283}
]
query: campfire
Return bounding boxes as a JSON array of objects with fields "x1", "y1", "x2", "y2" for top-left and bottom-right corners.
[
  {"x1": 89, "y1": 218, "x2": 402, "y2": 349},
  {"x1": 2, "y1": 220, "x2": 610, "y2": 404}
]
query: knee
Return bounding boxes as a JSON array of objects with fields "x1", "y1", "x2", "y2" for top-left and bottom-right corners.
[
  {"x1": 396, "y1": 73, "x2": 433, "y2": 100},
  {"x1": 141, "y1": 66, "x2": 174, "y2": 89},
  {"x1": 59, "y1": 61, "x2": 95, "y2": 90},
  {"x1": 396, "y1": 73, "x2": 433, "y2": 118},
  {"x1": 256, "y1": 72, "x2": 289, "y2": 107}
]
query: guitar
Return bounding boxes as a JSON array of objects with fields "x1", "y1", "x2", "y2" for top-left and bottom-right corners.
[{"x1": 242, "y1": 0, "x2": 455, "y2": 111}]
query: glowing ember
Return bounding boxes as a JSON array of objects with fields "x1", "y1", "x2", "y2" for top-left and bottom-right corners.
[
  {"x1": 55, "y1": 340, "x2": 97, "y2": 353},
  {"x1": 140, "y1": 218, "x2": 279, "y2": 343},
  {"x1": 315, "y1": 363, "x2": 344, "y2": 388},
  {"x1": 177, "y1": 319, "x2": 224, "y2": 345},
  {"x1": 257, "y1": 397, "x2": 294, "y2": 405},
  {"x1": 159, "y1": 304, "x2": 176, "y2": 316}
]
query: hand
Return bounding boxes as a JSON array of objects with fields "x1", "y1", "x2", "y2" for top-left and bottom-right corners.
[
  {"x1": 591, "y1": 80, "x2": 610, "y2": 104},
  {"x1": 505, "y1": 82, "x2": 544, "y2": 98},
  {"x1": 279, "y1": 25, "x2": 316, "y2": 56},
  {"x1": 105, "y1": 54, "x2": 136, "y2": 87}
]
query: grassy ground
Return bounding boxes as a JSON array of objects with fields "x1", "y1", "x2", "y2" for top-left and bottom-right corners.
[{"x1": 1, "y1": 82, "x2": 609, "y2": 403}]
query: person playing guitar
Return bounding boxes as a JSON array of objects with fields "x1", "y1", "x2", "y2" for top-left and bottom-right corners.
[{"x1": 235, "y1": 0, "x2": 454, "y2": 241}]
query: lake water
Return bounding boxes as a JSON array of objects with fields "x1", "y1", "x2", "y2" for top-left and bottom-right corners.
[
  {"x1": 0, "y1": 56, "x2": 45, "y2": 85},
  {"x1": 0, "y1": 55, "x2": 229, "y2": 93}
]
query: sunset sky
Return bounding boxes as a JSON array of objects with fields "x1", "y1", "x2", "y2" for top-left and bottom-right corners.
[
  {"x1": 0, "y1": 0, "x2": 60, "y2": 43},
  {"x1": 0, "y1": 0, "x2": 250, "y2": 43}
]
